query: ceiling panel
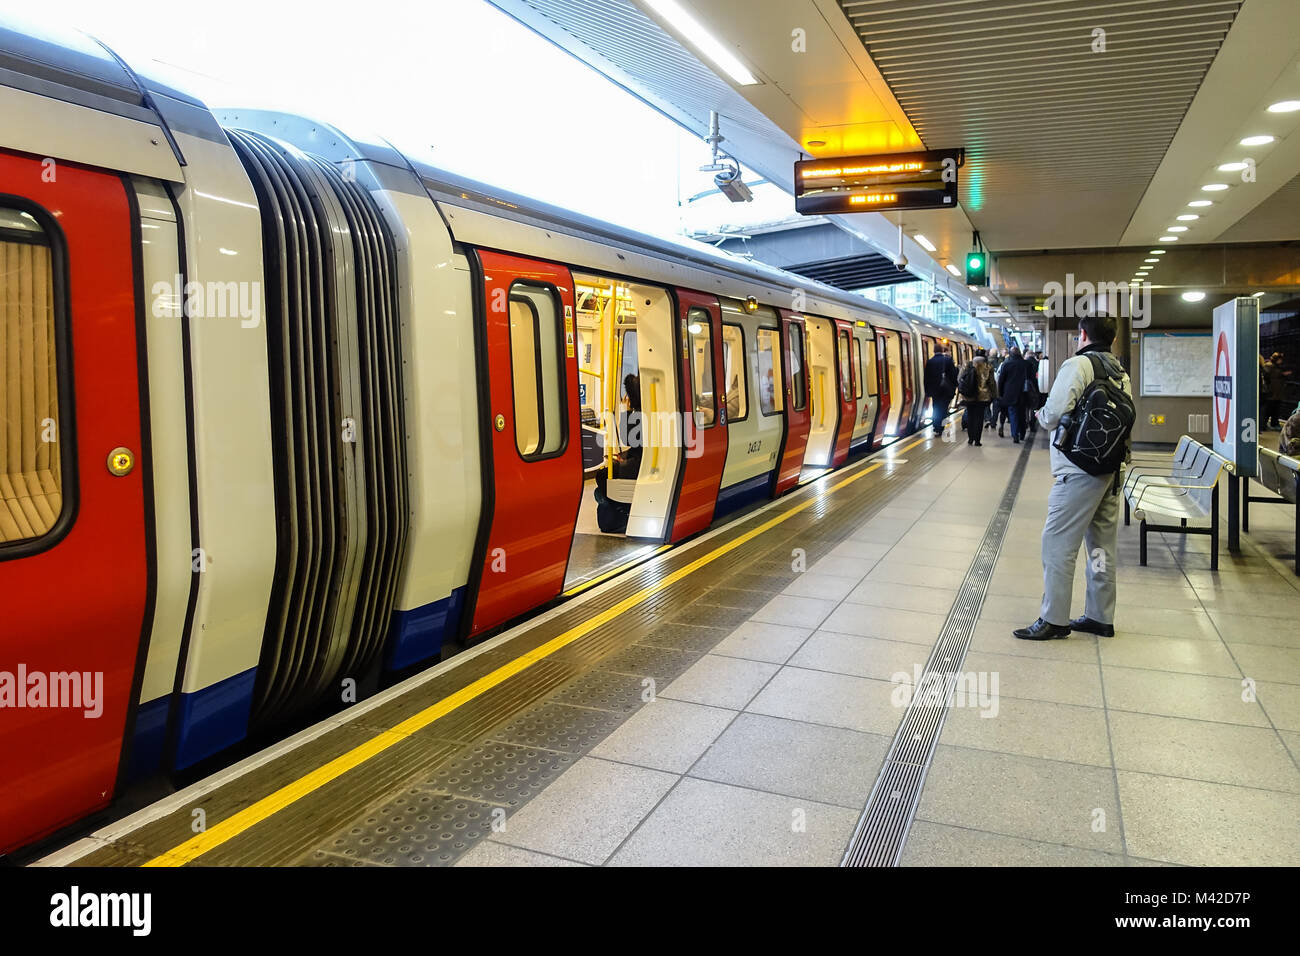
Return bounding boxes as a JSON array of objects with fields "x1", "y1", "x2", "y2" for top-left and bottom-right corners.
[{"x1": 838, "y1": 0, "x2": 1242, "y2": 249}]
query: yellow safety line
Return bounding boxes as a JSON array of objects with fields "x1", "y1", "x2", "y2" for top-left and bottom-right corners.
[{"x1": 143, "y1": 437, "x2": 934, "y2": 866}]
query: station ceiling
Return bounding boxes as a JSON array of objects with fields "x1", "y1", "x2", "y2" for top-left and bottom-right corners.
[{"x1": 489, "y1": 0, "x2": 1300, "y2": 321}]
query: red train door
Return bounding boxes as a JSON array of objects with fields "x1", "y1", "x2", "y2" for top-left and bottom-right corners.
[
  {"x1": 773, "y1": 309, "x2": 811, "y2": 495},
  {"x1": 873, "y1": 331, "x2": 892, "y2": 449},
  {"x1": 669, "y1": 290, "x2": 727, "y2": 541},
  {"x1": 830, "y1": 320, "x2": 856, "y2": 467},
  {"x1": 466, "y1": 250, "x2": 582, "y2": 637},
  {"x1": 0, "y1": 152, "x2": 150, "y2": 853}
]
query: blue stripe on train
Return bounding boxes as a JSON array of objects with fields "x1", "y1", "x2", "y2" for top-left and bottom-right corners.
[
  {"x1": 124, "y1": 695, "x2": 171, "y2": 782},
  {"x1": 714, "y1": 472, "x2": 774, "y2": 520},
  {"x1": 385, "y1": 587, "x2": 465, "y2": 671},
  {"x1": 171, "y1": 667, "x2": 257, "y2": 770}
]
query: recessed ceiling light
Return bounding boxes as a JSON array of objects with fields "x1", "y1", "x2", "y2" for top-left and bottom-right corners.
[
  {"x1": 1144, "y1": 258, "x2": 1159, "y2": 263},
  {"x1": 1181, "y1": 291, "x2": 1206, "y2": 302},
  {"x1": 1202, "y1": 183, "x2": 1229, "y2": 191},
  {"x1": 1240, "y1": 135, "x2": 1275, "y2": 146},
  {"x1": 1188, "y1": 200, "x2": 1212, "y2": 207},
  {"x1": 980, "y1": 295, "x2": 989, "y2": 303},
  {"x1": 806, "y1": 139, "x2": 826, "y2": 148},
  {"x1": 1159, "y1": 236, "x2": 1179, "y2": 242},
  {"x1": 1176, "y1": 214, "x2": 1199, "y2": 221},
  {"x1": 1252, "y1": 291, "x2": 1266, "y2": 297},
  {"x1": 1168, "y1": 226, "x2": 1189, "y2": 232},
  {"x1": 945, "y1": 263, "x2": 960, "y2": 276},
  {"x1": 1217, "y1": 162, "x2": 1248, "y2": 172},
  {"x1": 914, "y1": 234, "x2": 936, "y2": 252},
  {"x1": 1266, "y1": 100, "x2": 1300, "y2": 113},
  {"x1": 968, "y1": 284, "x2": 978, "y2": 291},
  {"x1": 1149, "y1": 249, "x2": 1167, "y2": 255},
  {"x1": 642, "y1": 0, "x2": 760, "y2": 85}
]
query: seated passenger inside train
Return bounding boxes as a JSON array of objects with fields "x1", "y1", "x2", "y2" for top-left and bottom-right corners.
[
  {"x1": 726, "y1": 370, "x2": 743, "y2": 421},
  {"x1": 594, "y1": 373, "x2": 643, "y2": 533}
]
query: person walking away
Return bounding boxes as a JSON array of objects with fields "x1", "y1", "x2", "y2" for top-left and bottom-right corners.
[
  {"x1": 1014, "y1": 315, "x2": 1134, "y2": 640},
  {"x1": 1264, "y1": 353, "x2": 1293, "y2": 429},
  {"x1": 996, "y1": 347, "x2": 1029, "y2": 444},
  {"x1": 1024, "y1": 350, "x2": 1042, "y2": 435},
  {"x1": 957, "y1": 348, "x2": 998, "y2": 446},
  {"x1": 924, "y1": 344, "x2": 958, "y2": 430}
]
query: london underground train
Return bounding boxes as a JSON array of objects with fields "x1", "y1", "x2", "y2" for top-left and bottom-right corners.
[{"x1": 0, "y1": 21, "x2": 978, "y2": 855}]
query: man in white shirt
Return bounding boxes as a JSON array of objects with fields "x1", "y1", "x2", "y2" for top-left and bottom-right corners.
[{"x1": 1014, "y1": 315, "x2": 1133, "y2": 641}]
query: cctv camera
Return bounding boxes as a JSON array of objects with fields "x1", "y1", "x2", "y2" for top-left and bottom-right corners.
[
  {"x1": 893, "y1": 253, "x2": 908, "y2": 271},
  {"x1": 714, "y1": 166, "x2": 753, "y2": 203}
]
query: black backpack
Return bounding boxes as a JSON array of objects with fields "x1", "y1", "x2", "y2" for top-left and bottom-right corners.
[
  {"x1": 957, "y1": 363, "x2": 978, "y2": 399},
  {"x1": 1054, "y1": 353, "x2": 1135, "y2": 476}
]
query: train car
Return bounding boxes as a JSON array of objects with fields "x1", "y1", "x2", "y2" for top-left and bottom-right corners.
[{"x1": 0, "y1": 20, "x2": 978, "y2": 855}]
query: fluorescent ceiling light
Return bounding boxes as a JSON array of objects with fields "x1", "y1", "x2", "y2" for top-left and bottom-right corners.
[
  {"x1": 1241, "y1": 135, "x2": 1275, "y2": 146},
  {"x1": 1217, "y1": 162, "x2": 1248, "y2": 172},
  {"x1": 642, "y1": 0, "x2": 759, "y2": 85},
  {"x1": 968, "y1": 284, "x2": 978, "y2": 291},
  {"x1": 1253, "y1": 291, "x2": 1266, "y2": 297},
  {"x1": 1149, "y1": 249, "x2": 1166, "y2": 255},
  {"x1": 914, "y1": 234, "x2": 936, "y2": 252},
  {"x1": 1176, "y1": 214, "x2": 1199, "y2": 221},
  {"x1": 979, "y1": 295, "x2": 989, "y2": 303},
  {"x1": 1144, "y1": 258, "x2": 1159, "y2": 263},
  {"x1": 1159, "y1": 236, "x2": 1179, "y2": 242},
  {"x1": 1201, "y1": 183, "x2": 1229, "y2": 191},
  {"x1": 945, "y1": 263, "x2": 960, "y2": 276},
  {"x1": 1188, "y1": 199, "x2": 1212, "y2": 207},
  {"x1": 1168, "y1": 226, "x2": 1189, "y2": 232},
  {"x1": 1181, "y1": 291, "x2": 1206, "y2": 302},
  {"x1": 1266, "y1": 100, "x2": 1300, "y2": 113}
]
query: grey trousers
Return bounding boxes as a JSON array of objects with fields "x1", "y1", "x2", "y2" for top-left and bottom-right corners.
[{"x1": 1040, "y1": 471, "x2": 1119, "y2": 626}]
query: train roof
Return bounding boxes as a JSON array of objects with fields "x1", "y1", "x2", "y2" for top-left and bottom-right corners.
[{"x1": 0, "y1": 16, "x2": 977, "y2": 344}]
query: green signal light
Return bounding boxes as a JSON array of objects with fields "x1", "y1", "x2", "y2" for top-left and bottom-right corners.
[{"x1": 968, "y1": 256, "x2": 982, "y2": 269}]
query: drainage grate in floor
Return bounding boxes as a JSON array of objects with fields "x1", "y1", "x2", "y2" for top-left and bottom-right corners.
[{"x1": 842, "y1": 439, "x2": 1034, "y2": 867}]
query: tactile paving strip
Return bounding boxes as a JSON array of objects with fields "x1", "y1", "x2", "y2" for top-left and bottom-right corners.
[
  {"x1": 843, "y1": 439, "x2": 1035, "y2": 868},
  {"x1": 414, "y1": 741, "x2": 577, "y2": 807},
  {"x1": 307, "y1": 790, "x2": 499, "y2": 867},
  {"x1": 488, "y1": 701, "x2": 628, "y2": 754}
]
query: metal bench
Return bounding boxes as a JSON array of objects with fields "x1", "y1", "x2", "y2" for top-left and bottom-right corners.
[
  {"x1": 1123, "y1": 439, "x2": 1231, "y2": 570},
  {"x1": 1242, "y1": 446, "x2": 1300, "y2": 576}
]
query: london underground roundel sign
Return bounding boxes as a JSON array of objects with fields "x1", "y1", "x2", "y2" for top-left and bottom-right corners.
[{"x1": 1214, "y1": 330, "x2": 1232, "y2": 442}]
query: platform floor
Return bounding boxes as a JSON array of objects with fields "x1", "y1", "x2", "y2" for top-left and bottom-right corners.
[{"x1": 42, "y1": 425, "x2": 1300, "y2": 868}]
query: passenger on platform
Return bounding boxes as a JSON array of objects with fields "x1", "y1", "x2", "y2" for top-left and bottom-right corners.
[
  {"x1": 996, "y1": 347, "x2": 1029, "y2": 444},
  {"x1": 1014, "y1": 315, "x2": 1132, "y2": 641},
  {"x1": 1024, "y1": 351, "x2": 1042, "y2": 435},
  {"x1": 957, "y1": 348, "x2": 998, "y2": 446},
  {"x1": 1264, "y1": 353, "x2": 1293, "y2": 429},
  {"x1": 1281, "y1": 401, "x2": 1300, "y2": 457},
  {"x1": 594, "y1": 373, "x2": 643, "y2": 533},
  {"x1": 923, "y1": 343, "x2": 958, "y2": 429}
]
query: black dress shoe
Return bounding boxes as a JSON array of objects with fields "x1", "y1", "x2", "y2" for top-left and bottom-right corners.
[
  {"x1": 1068, "y1": 616, "x2": 1115, "y2": 637},
  {"x1": 1013, "y1": 618, "x2": 1071, "y2": 640}
]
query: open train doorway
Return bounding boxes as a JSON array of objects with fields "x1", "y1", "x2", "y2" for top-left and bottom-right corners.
[{"x1": 564, "y1": 274, "x2": 675, "y2": 590}]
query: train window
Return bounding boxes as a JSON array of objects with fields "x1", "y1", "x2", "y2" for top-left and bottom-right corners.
[
  {"x1": 721, "y1": 323, "x2": 748, "y2": 422},
  {"x1": 837, "y1": 330, "x2": 853, "y2": 403},
  {"x1": 756, "y1": 327, "x2": 783, "y2": 415},
  {"x1": 0, "y1": 208, "x2": 66, "y2": 547},
  {"x1": 687, "y1": 308, "x2": 715, "y2": 428},
  {"x1": 789, "y1": 326, "x2": 807, "y2": 411},
  {"x1": 853, "y1": 338, "x2": 865, "y2": 399},
  {"x1": 508, "y1": 282, "x2": 566, "y2": 460}
]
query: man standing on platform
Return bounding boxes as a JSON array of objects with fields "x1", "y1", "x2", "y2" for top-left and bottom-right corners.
[
  {"x1": 924, "y1": 343, "x2": 958, "y2": 430},
  {"x1": 1014, "y1": 315, "x2": 1132, "y2": 641}
]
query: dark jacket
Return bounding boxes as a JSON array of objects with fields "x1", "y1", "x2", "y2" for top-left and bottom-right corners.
[
  {"x1": 924, "y1": 353, "x2": 957, "y2": 396},
  {"x1": 1266, "y1": 361, "x2": 1289, "y2": 400},
  {"x1": 996, "y1": 355, "x2": 1029, "y2": 407},
  {"x1": 960, "y1": 356, "x2": 998, "y2": 403}
]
